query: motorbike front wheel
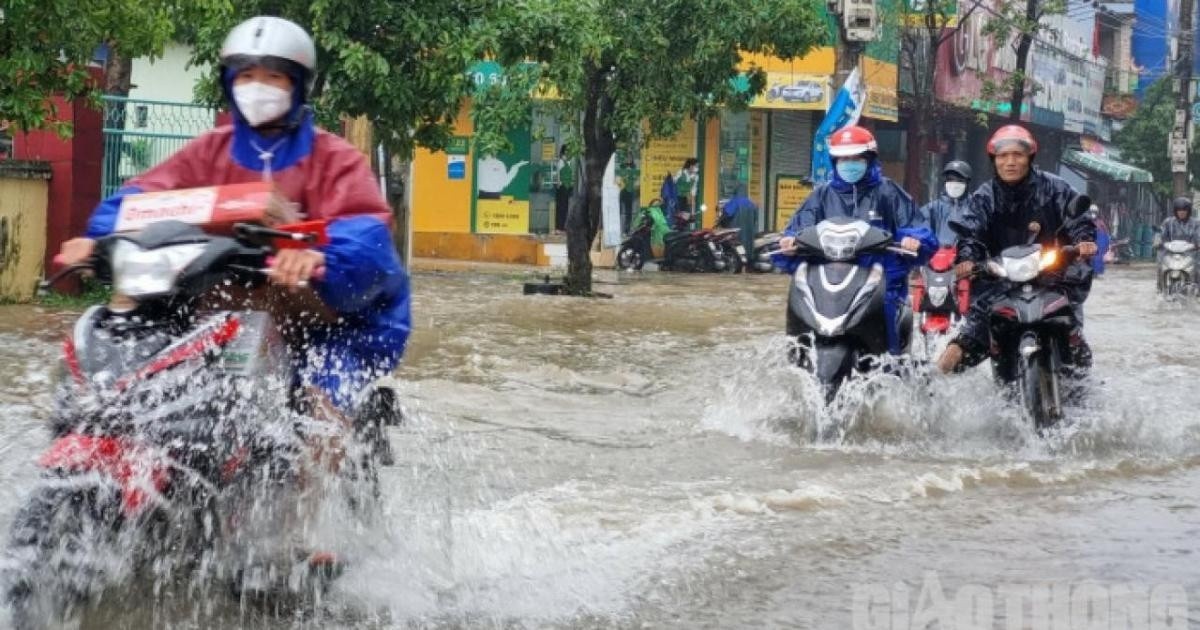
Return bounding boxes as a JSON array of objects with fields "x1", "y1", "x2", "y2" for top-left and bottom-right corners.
[
  {"x1": 1017, "y1": 345, "x2": 1062, "y2": 431},
  {"x1": 616, "y1": 243, "x2": 645, "y2": 271},
  {"x1": 720, "y1": 244, "x2": 745, "y2": 274}
]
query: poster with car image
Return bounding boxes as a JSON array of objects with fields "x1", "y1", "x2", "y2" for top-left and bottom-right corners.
[{"x1": 752, "y1": 73, "x2": 829, "y2": 110}]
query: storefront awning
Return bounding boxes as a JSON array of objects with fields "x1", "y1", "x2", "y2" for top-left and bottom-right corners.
[{"x1": 1062, "y1": 149, "x2": 1153, "y2": 183}]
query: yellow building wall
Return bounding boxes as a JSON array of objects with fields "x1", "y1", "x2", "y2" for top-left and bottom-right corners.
[
  {"x1": 740, "y1": 48, "x2": 836, "y2": 74},
  {"x1": 0, "y1": 166, "x2": 49, "y2": 302},
  {"x1": 413, "y1": 105, "x2": 474, "y2": 234},
  {"x1": 701, "y1": 117, "x2": 720, "y2": 229}
]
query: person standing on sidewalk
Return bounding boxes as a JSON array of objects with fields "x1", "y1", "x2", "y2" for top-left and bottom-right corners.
[{"x1": 555, "y1": 145, "x2": 575, "y2": 233}]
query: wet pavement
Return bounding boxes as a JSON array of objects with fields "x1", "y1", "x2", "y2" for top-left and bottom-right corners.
[{"x1": 0, "y1": 264, "x2": 1198, "y2": 628}]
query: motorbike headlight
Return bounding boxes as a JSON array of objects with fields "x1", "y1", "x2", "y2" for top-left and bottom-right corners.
[
  {"x1": 819, "y1": 231, "x2": 861, "y2": 261},
  {"x1": 927, "y1": 285, "x2": 949, "y2": 306},
  {"x1": 1001, "y1": 250, "x2": 1041, "y2": 283},
  {"x1": 111, "y1": 241, "x2": 207, "y2": 298},
  {"x1": 1165, "y1": 254, "x2": 1192, "y2": 271}
]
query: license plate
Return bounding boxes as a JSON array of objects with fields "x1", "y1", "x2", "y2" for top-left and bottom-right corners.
[{"x1": 735, "y1": 245, "x2": 746, "y2": 255}]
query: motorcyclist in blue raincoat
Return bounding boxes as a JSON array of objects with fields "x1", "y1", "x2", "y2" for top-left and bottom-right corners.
[
  {"x1": 773, "y1": 125, "x2": 936, "y2": 354},
  {"x1": 919, "y1": 160, "x2": 973, "y2": 246},
  {"x1": 55, "y1": 17, "x2": 411, "y2": 416}
]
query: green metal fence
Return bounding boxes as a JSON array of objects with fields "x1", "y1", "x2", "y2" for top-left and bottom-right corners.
[{"x1": 101, "y1": 95, "x2": 217, "y2": 198}]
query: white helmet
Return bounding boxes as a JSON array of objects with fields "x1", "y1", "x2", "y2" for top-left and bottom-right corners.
[{"x1": 220, "y1": 16, "x2": 317, "y2": 93}]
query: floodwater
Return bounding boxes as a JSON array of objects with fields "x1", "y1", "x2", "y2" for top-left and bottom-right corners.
[{"x1": 0, "y1": 264, "x2": 1198, "y2": 629}]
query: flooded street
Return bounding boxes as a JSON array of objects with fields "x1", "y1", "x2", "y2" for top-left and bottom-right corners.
[{"x1": 1, "y1": 264, "x2": 1199, "y2": 628}]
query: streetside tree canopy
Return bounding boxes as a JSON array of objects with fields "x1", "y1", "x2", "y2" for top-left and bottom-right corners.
[{"x1": 0, "y1": 0, "x2": 205, "y2": 134}]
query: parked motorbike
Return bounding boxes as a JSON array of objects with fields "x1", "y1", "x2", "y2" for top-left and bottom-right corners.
[
  {"x1": 909, "y1": 246, "x2": 969, "y2": 352},
  {"x1": 4, "y1": 220, "x2": 386, "y2": 628},
  {"x1": 616, "y1": 205, "x2": 746, "y2": 273},
  {"x1": 783, "y1": 217, "x2": 915, "y2": 400},
  {"x1": 978, "y1": 242, "x2": 1082, "y2": 430},
  {"x1": 1157, "y1": 240, "x2": 1197, "y2": 299},
  {"x1": 750, "y1": 232, "x2": 783, "y2": 273}
]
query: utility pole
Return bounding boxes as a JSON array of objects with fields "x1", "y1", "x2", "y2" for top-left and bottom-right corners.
[
  {"x1": 1172, "y1": 0, "x2": 1195, "y2": 197},
  {"x1": 831, "y1": 0, "x2": 877, "y2": 90}
]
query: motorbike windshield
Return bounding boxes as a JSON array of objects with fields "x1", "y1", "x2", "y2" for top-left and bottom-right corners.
[{"x1": 814, "y1": 220, "x2": 872, "y2": 261}]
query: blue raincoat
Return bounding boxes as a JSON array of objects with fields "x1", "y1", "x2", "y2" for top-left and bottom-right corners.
[{"x1": 772, "y1": 160, "x2": 935, "y2": 354}]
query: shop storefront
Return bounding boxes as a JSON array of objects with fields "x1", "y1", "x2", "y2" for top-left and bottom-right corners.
[
  {"x1": 409, "y1": 29, "x2": 901, "y2": 263},
  {"x1": 1059, "y1": 147, "x2": 1159, "y2": 259}
]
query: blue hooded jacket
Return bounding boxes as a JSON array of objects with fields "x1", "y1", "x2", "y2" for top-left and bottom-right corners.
[{"x1": 772, "y1": 159, "x2": 935, "y2": 354}]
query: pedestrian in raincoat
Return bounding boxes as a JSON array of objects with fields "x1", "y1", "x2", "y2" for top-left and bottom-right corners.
[
  {"x1": 718, "y1": 184, "x2": 759, "y2": 255},
  {"x1": 1090, "y1": 206, "x2": 1110, "y2": 277},
  {"x1": 56, "y1": 16, "x2": 411, "y2": 412},
  {"x1": 773, "y1": 125, "x2": 935, "y2": 355}
]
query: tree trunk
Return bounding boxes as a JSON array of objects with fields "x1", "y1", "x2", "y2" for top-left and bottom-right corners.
[
  {"x1": 565, "y1": 69, "x2": 616, "y2": 296},
  {"x1": 1008, "y1": 0, "x2": 1038, "y2": 121},
  {"x1": 103, "y1": 47, "x2": 133, "y2": 96}
]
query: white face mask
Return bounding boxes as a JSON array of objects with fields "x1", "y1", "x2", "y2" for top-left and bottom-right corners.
[
  {"x1": 232, "y1": 82, "x2": 292, "y2": 127},
  {"x1": 944, "y1": 181, "x2": 967, "y2": 199}
]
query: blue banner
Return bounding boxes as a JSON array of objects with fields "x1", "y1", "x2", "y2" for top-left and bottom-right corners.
[{"x1": 811, "y1": 68, "x2": 863, "y2": 184}]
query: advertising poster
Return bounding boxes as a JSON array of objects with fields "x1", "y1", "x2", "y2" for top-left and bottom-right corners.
[
  {"x1": 474, "y1": 128, "x2": 532, "y2": 234},
  {"x1": 751, "y1": 72, "x2": 830, "y2": 111},
  {"x1": 774, "y1": 175, "x2": 812, "y2": 230},
  {"x1": 639, "y1": 119, "x2": 698, "y2": 208}
]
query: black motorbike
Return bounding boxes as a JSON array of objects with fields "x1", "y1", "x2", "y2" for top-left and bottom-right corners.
[
  {"x1": 5, "y1": 220, "x2": 391, "y2": 628},
  {"x1": 784, "y1": 217, "x2": 915, "y2": 399},
  {"x1": 616, "y1": 206, "x2": 742, "y2": 272},
  {"x1": 979, "y1": 242, "x2": 1082, "y2": 429}
]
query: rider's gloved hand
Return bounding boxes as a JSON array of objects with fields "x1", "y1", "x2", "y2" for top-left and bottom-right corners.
[
  {"x1": 270, "y1": 249, "x2": 325, "y2": 290},
  {"x1": 57, "y1": 237, "x2": 96, "y2": 267}
]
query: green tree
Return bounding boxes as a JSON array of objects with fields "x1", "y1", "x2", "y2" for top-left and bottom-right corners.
[
  {"x1": 898, "y1": 0, "x2": 983, "y2": 198},
  {"x1": 0, "y1": 0, "x2": 188, "y2": 134},
  {"x1": 182, "y1": 0, "x2": 487, "y2": 157},
  {"x1": 1114, "y1": 77, "x2": 1200, "y2": 197},
  {"x1": 475, "y1": 0, "x2": 827, "y2": 295}
]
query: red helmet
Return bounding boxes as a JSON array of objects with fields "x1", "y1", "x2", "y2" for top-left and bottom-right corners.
[
  {"x1": 829, "y1": 125, "x2": 878, "y2": 158},
  {"x1": 987, "y1": 125, "x2": 1038, "y2": 156}
]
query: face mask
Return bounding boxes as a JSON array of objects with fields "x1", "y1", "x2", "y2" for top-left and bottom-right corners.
[
  {"x1": 944, "y1": 181, "x2": 967, "y2": 199},
  {"x1": 232, "y1": 82, "x2": 293, "y2": 127},
  {"x1": 836, "y1": 159, "x2": 868, "y2": 184}
]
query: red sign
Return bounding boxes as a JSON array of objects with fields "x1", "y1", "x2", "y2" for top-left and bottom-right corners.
[{"x1": 1101, "y1": 94, "x2": 1138, "y2": 120}]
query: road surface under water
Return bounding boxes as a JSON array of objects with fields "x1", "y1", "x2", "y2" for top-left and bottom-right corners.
[{"x1": 0, "y1": 264, "x2": 1197, "y2": 629}]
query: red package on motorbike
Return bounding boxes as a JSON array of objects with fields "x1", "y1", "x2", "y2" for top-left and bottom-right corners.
[{"x1": 113, "y1": 182, "x2": 298, "y2": 233}]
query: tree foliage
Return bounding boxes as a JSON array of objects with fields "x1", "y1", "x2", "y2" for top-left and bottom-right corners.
[
  {"x1": 182, "y1": 0, "x2": 489, "y2": 157},
  {"x1": 898, "y1": 0, "x2": 982, "y2": 197},
  {"x1": 0, "y1": 0, "x2": 191, "y2": 133},
  {"x1": 474, "y1": 0, "x2": 827, "y2": 294},
  {"x1": 1114, "y1": 77, "x2": 1200, "y2": 197}
]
